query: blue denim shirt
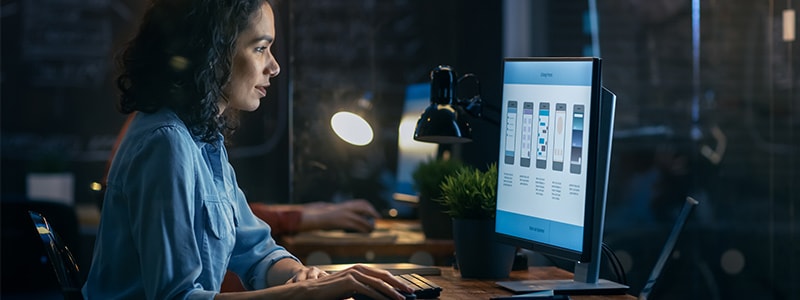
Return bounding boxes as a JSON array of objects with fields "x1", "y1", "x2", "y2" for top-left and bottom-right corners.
[{"x1": 83, "y1": 109, "x2": 297, "y2": 299}]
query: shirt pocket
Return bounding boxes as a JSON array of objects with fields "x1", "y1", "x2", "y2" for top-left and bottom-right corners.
[{"x1": 203, "y1": 198, "x2": 236, "y2": 240}]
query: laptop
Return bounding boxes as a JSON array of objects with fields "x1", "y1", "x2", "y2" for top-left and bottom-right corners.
[{"x1": 638, "y1": 196, "x2": 699, "y2": 300}]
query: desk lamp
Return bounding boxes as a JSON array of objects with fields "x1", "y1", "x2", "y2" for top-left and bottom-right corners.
[
  {"x1": 330, "y1": 92, "x2": 375, "y2": 146},
  {"x1": 413, "y1": 65, "x2": 484, "y2": 144}
]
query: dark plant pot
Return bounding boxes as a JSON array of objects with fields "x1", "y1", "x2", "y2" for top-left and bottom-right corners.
[
  {"x1": 418, "y1": 194, "x2": 453, "y2": 239},
  {"x1": 452, "y1": 218, "x2": 515, "y2": 279}
]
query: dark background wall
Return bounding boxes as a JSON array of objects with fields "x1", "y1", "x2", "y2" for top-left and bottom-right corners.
[
  {"x1": 1, "y1": 0, "x2": 146, "y2": 203},
  {"x1": 0, "y1": 0, "x2": 293, "y2": 206},
  {"x1": 596, "y1": 1, "x2": 799, "y2": 299},
  {"x1": 287, "y1": 0, "x2": 503, "y2": 213}
]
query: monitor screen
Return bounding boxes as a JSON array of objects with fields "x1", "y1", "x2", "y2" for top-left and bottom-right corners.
[
  {"x1": 494, "y1": 57, "x2": 627, "y2": 294},
  {"x1": 394, "y1": 83, "x2": 438, "y2": 204}
]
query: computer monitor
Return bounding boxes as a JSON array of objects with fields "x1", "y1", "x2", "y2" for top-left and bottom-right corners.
[
  {"x1": 394, "y1": 83, "x2": 438, "y2": 204},
  {"x1": 493, "y1": 57, "x2": 628, "y2": 295}
]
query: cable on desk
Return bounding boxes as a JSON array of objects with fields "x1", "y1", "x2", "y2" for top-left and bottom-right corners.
[{"x1": 602, "y1": 242, "x2": 627, "y2": 285}]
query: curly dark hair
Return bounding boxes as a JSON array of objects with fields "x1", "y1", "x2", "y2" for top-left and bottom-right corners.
[{"x1": 115, "y1": 0, "x2": 270, "y2": 143}]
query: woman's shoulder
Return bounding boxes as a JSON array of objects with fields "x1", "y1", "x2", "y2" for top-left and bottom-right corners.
[
  {"x1": 119, "y1": 109, "x2": 201, "y2": 154},
  {"x1": 128, "y1": 109, "x2": 191, "y2": 138},
  {"x1": 135, "y1": 108, "x2": 184, "y2": 128}
]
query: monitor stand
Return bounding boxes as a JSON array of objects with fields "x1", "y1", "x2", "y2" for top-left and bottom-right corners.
[{"x1": 495, "y1": 261, "x2": 629, "y2": 295}]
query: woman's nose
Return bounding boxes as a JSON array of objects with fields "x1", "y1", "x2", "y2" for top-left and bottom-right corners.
[{"x1": 266, "y1": 58, "x2": 280, "y2": 78}]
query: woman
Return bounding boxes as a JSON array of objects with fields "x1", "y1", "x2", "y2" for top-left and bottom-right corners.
[{"x1": 83, "y1": 0, "x2": 412, "y2": 299}]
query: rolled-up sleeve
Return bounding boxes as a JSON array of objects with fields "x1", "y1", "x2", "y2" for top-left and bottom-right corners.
[{"x1": 227, "y1": 184, "x2": 298, "y2": 290}]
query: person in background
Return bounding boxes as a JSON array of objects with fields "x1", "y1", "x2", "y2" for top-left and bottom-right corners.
[
  {"x1": 252, "y1": 200, "x2": 379, "y2": 236},
  {"x1": 83, "y1": 0, "x2": 410, "y2": 299}
]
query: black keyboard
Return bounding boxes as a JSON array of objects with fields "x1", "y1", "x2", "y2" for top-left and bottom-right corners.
[
  {"x1": 396, "y1": 273, "x2": 442, "y2": 299},
  {"x1": 351, "y1": 273, "x2": 443, "y2": 300}
]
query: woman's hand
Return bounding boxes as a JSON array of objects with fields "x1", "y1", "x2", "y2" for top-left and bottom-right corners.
[
  {"x1": 300, "y1": 199, "x2": 381, "y2": 233},
  {"x1": 292, "y1": 264, "x2": 414, "y2": 300},
  {"x1": 285, "y1": 265, "x2": 328, "y2": 283},
  {"x1": 221, "y1": 262, "x2": 413, "y2": 300}
]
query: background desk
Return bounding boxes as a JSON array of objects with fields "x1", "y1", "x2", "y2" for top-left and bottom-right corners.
[
  {"x1": 429, "y1": 266, "x2": 635, "y2": 300},
  {"x1": 280, "y1": 219, "x2": 455, "y2": 266}
]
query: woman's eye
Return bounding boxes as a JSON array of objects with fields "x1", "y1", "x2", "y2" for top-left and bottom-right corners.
[{"x1": 255, "y1": 46, "x2": 267, "y2": 53}]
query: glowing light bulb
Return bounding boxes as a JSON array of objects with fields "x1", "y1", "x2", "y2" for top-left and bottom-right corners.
[{"x1": 330, "y1": 111, "x2": 374, "y2": 146}]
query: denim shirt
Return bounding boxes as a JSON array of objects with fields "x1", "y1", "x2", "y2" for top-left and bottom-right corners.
[{"x1": 83, "y1": 109, "x2": 297, "y2": 299}]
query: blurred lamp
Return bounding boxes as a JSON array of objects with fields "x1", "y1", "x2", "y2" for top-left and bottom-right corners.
[
  {"x1": 413, "y1": 65, "x2": 482, "y2": 144},
  {"x1": 330, "y1": 93, "x2": 374, "y2": 146}
]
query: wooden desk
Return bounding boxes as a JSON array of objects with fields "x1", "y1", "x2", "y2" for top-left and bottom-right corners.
[
  {"x1": 429, "y1": 266, "x2": 635, "y2": 300},
  {"x1": 280, "y1": 219, "x2": 455, "y2": 265}
]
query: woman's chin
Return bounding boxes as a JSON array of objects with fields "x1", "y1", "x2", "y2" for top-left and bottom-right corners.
[{"x1": 240, "y1": 101, "x2": 262, "y2": 112}]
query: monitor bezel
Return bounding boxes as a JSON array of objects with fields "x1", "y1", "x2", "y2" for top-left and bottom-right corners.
[{"x1": 493, "y1": 56, "x2": 606, "y2": 264}]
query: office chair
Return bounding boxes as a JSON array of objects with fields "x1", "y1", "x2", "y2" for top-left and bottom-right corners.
[
  {"x1": 28, "y1": 210, "x2": 84, "y2": 300},
  {"x1": 2, "y1": 198, "x2": 81, "y2": 297}
]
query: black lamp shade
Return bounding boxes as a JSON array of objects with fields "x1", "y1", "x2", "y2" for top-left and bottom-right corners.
[
  {"x1": 413, "y1": 103, "x2": 472, "y2": 143},
  {"x1": 413, "y1": 65, "x2": 475, "y2": 144}
]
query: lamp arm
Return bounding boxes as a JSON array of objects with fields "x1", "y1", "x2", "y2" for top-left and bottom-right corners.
[
  {"x1": 461, "y1": 95, "x2": 500, "y2": 127},
  {"x1": 481, "y1": 102, "x2": 501, "y2": 115},
  {"x1": 457, "y1": 73, "x2": 481, "y2": 94},
  {"x1": 456, "y1": 73, "x2": 500, "y2": 127},
  {"x1": 476, "y1": 112, "x2": 500, "y2": 127}
]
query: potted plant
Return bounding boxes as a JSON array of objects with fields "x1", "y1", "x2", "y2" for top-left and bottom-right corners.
[
  {"x1": 437, "y1": 162, "x2": 516, "y2": 279},
  {"x1": 411, "y1": 157, "x2": 464, "y2": 239}
]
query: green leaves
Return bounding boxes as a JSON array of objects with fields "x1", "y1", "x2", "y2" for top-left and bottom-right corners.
[
  {"x1": 412, "y1": 157, "x2": 465, "y2": 198},
  {"x1": 437, "y1": 163, "x2": 498, "y2": 220}
]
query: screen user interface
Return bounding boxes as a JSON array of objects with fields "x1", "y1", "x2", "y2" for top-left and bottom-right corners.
[{"x1": 496, "y1": 59, "x2": 595, "y2": 253}]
